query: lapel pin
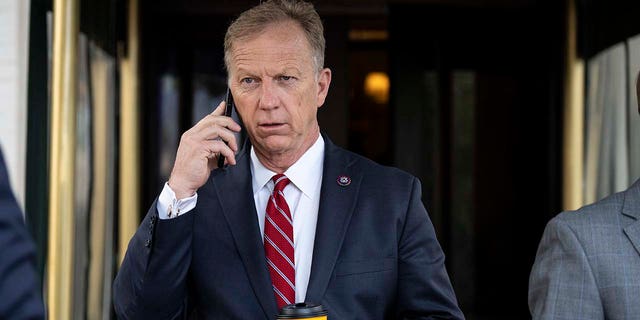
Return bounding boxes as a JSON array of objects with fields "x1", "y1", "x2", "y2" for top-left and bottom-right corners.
[{"x1": 337, "y1": 175, "x2": 351, "y2": 187}]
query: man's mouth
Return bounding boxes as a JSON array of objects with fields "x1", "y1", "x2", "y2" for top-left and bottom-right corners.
[{"x1": 260, "y1": 122, "x2": 285, "y2": 127}]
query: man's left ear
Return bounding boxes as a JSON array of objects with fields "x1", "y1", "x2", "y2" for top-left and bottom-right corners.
[{"x1": 316, "y1": 68, "x2": 332, "y2": 107}]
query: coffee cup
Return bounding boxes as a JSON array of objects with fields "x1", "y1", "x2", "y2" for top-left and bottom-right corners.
[{"x1": 276, "y1": 302, "x2": 328, "y2": 319}]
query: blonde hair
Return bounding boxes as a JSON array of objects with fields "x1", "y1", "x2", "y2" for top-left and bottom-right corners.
[{"x1": 224, "y1": 0, "x2": 325, "y2": 72}]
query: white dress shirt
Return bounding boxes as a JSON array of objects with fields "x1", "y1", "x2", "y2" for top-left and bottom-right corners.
[{"x1": 156, "y1": 135, "x2": 325, "y2": 303}]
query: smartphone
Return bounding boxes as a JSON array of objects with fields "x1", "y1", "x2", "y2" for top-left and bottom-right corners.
[{"x1": 217, "y1": 88, "x2": 235, "y2": 168}]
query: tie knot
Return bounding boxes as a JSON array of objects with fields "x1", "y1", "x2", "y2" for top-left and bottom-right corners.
[{"x1": 272, "y1": 174, "x2": 290, "y2": 193}]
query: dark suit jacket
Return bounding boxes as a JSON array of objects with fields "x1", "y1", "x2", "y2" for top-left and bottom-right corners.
[
  {"x1": 114, "y1": 136, "x2": 463, "y2": 319},
  {"x1": 529, "y1": 179, "x2": 640, "y2": 319},
  {"x1": 0, "y1": 149, "x2": 45, "y2": 319}
]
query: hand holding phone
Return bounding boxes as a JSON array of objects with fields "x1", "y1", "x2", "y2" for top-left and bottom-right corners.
[
  {"x1": 217, "y1": 88, "x2": 235, "y2": 168},
  {"x1": 167, "y1": 89, "x2": 240, "y2": 199}
]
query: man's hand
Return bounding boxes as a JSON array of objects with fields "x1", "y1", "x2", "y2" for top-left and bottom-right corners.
[{"x1": 168, "y1": 101, "x2": 242, "y2": 199}]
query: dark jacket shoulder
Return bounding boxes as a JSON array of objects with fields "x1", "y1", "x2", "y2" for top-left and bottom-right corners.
[{"x1": 329, "y1": 141, "x2": 418, "y2": 184}]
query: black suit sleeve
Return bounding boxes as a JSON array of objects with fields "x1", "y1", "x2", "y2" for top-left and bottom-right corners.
[
  {"x1": 0, "y1": 151, "x2": 45, "y2": 320},
  {"x1": 113, "y1": 201, "x2": 194, "y2": 319},
  {"x1": 396, "y1": 178, "x2": 465, "y2": 319}
]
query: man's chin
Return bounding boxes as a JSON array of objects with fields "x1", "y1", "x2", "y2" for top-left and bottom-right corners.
[{"x1": 255, "y1": 136, "x2": 291, "y2": 154}]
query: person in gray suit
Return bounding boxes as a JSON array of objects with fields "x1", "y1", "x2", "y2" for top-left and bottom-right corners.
[{"x1": 528, "y1": 72, "x2": 640, "y2": 319}]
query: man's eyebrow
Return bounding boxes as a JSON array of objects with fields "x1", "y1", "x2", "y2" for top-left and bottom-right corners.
[
  {"x1": 278, "y1": 66, "x2": 302, "y2": 75},
  {"x1": 233, "y1": 67, "x2": 257, "y2": 77}
]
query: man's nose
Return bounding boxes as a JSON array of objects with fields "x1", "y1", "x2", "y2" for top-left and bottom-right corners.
[{"x1": 258, "y1": 80, "x2": 278, "y2": 109}]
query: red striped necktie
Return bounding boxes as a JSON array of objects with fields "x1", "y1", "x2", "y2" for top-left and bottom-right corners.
[{"x1": 264, "y1": 174, "x2": 295, "y2": 309}]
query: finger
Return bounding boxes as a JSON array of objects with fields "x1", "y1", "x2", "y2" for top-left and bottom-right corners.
[
  {"x1": 215, "y1": 128, "x2": 240, "y2": 153},
  {"x1": 192, "y1": 101, "x2": 226, "y2": 129},
  {"x1": 222, "y1": 151, "x2": 237, "y2": 166},
  {"x1": 206, "y1": 140, "x2": 237, "y2": 166},
  {"x1": 193, "y1": 113, "x2": 241, "y2": 138},
  {"x1": 210, "y1": 100, "x2": 226, "y2": 116},
  {"x1": 213, "y1": 115, "x2": 242, "y2": 133},
  {"x1": 193, "y1": 116, "x2": 240, "y2": 140}
]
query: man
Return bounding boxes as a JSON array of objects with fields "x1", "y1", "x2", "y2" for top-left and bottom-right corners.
[
  {"x1": 0, "y1": 148, "x2": 45, "y2": 319},
  {"x1": 114, "y1": 0, "x2": 463, "y2": 318},
  {"x1": 528, "y1": 72, "x2": 640, "y2": 319}
]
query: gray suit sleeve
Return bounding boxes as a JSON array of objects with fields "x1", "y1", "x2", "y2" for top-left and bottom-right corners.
[{"x1": 528, "y1": 217, "x2": 603, "y2": 319}]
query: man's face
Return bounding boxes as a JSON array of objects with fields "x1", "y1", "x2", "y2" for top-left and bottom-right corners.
[{"x1": 228, "y1": 21, "x2": 331, "y2": 160}]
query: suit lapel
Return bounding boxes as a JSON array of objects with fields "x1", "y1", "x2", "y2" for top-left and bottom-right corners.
[
  {"x1": 622, "y1": 179, "x2": 640, "y2": 257},
  {"x1": 305, "y1": 137, "x2": 361, "y2": 303},
  {"x1": 214, "y1": 148, "x2": 277, "y2": 319},
  {"x1": 212, "y1": 136, "x2": 362, "y2": 312}
]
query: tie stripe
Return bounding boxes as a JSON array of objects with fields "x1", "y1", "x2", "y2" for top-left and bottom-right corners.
[
  {"x1": 265, "y1": 174, "x2": 295, "y2": 309},
  {"x1": 266, "y1": 259, "x2": 296, "y2": 289},
  {"x1": 265, "y1": 216, "x2": 294, "y2": 247},
  {"x1": 272, "y1": 285, "x2": 292, "y2": 306},
  {"x1": 264, "y1": 236, "x2": 295, "y2": 268},
  {"x1": 270, "y1": 197, "x2": 293, "y2": 225}
]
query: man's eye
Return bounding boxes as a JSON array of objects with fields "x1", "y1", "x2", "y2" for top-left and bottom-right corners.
[
  {"x1": 279, "y1": 75, "x2": 292, "y2": 81},
  {"x1": 241, "y1": 78, "x2": 254, "y2": 84}
]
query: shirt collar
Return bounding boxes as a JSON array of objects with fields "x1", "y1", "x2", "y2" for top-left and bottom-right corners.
[{"x1": 250, "y1": 135, "x2": 325, "y2": 199}]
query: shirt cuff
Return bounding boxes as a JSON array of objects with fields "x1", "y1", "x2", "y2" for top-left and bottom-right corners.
[{"x1": 156, "y1": 182, "x2": 198, "y2": 220}]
